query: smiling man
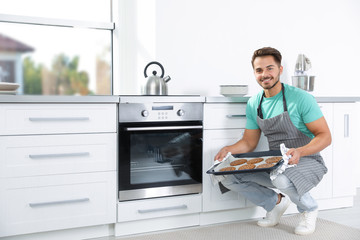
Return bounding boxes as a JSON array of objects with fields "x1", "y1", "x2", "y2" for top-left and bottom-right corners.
[{"x1": 214, "y1": 47, "x2": 332, "y2": 235}]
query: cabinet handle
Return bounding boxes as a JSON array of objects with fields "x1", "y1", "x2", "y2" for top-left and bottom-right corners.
[
  {"x1": 226, "y1": 114, "x2": 246, "y2": 118},
  {"x1": 29, "y1": 198, "x2": 90, "y2": 208},
  {"x1": 138, "y1": 204, "x2": 188, "y2": 214},
  {"x1": 29, "y1": 152, "x2": 90, "y2": 159},
  {"x1": 29, "y1": 117, "x2": 90, "y2": 122},
  {"x1": 344, "y1": 114, "x2": 349, "y2": 138}
]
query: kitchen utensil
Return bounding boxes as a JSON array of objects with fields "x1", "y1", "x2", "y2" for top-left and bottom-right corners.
[
  {"x1": 220, "y1": 85, "x2": 248, "y2": 97},
  {"x1": 143, "y1": 61, "x2": 171, "y2": 95},
  {"x1": 292, "y1": 75, "x2": 315, "y2": 92},
  {"x1": 206, "y1": 150, "x2": 283, "y2": 175},
  {"x1": 0, "y1": 82, "x2": 20, "y2": 91},
  {"x1": 295, "y1": 54, "x2": 312, "y2": 75},
  {"x1": 293, "y1": 53, "x2": 315, "y2": 91}
]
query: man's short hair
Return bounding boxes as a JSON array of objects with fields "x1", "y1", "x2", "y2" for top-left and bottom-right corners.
[{"x1": 251, "y1": 47, "x2": 282, "y2": 68}]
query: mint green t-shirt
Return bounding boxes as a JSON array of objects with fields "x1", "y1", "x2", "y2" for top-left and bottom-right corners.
[{"x1": 245, "y1": 84, "x2": 323, "y2": 139}]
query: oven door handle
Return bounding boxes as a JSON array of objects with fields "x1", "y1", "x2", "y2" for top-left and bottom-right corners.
[{"x1": 124, "y1": 125, "x2": 203, "y2": 131}]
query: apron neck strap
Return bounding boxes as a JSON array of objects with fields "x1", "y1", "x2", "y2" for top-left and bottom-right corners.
[{"x1": 257, "y1": 83, "x2": 287, "y2": 119}]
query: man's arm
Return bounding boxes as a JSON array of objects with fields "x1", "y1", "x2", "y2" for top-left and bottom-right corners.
[
  {"x1": 287, "y1": 116, "x2": 332, "y2": 164},
  {"x1": 214, "y1": 128, "x2": 262, "y2": 161}
]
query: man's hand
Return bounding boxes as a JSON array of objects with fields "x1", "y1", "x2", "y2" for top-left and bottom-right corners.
[
  {"x1": 214, "y1": 147, "x2": 230, "y2": 162},
  {"x1": 213, "y1": 129, "x2": 262, "y2": 162},
  {"x1": 286, "y1": 148, "x2": 301, "y2": 165}
]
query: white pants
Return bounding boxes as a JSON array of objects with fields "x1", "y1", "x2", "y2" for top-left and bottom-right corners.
[{"x1": 221, "y1": 172, "x2": 318, "y2": 212}]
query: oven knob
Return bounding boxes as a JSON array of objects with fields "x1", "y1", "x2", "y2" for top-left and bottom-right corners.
[
  {"x1": 141, "y1": 110, "x2": 149, "y2": 117},
  {"x1": 177, "y1": 109, "x2": 185, "y2": 116}
]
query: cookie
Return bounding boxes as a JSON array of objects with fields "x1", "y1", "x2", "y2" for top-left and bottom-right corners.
[
  {"x1": 230, "y1": 159, "x2": 248, "y2": 166},
  {"x1": 219, "y1": 166, "x2": 236, "y2": 172},
  {"x1": 238, "y1": 164, "x2": 256, "y2": 170},
  {"x1": 265, "y1": 156, "x2": 282, "y2": 164},
  {"x1": 256, "y1": 163, "x2": 275, "y2": 169},
  {"x1": 247, "y1": 158, "x2": 264, "y2": 164}
]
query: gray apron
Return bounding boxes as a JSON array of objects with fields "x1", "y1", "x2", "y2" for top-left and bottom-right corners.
[{"x1": 257, "y1": 84, "x2": 327, "y2": 196}]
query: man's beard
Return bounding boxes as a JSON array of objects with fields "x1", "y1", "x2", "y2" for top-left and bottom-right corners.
[{"x1": 260, "y1": 74, "x2": 280, "y2": 90}]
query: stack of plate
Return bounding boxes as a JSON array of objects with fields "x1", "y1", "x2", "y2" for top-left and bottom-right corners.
[
  {"x1": 0, "y1": 82, "x2": 20, "y2": 95},
  {"x1": 220, "y1": 85, "x2": 248, "y2": 97}
]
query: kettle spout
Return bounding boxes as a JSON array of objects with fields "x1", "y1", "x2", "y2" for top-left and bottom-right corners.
[{"x1": 164, "y1": 76, "x2": 171, "y2": 83}]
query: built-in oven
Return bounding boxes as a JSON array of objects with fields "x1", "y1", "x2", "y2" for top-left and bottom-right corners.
[{"x1": 118, "y1": 97, "x2": 203, "y2": 201}]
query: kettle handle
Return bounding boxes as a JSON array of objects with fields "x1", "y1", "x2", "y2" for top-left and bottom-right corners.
[{"x1": 144, "y1": 61, "x2": 165, "y2": 78}]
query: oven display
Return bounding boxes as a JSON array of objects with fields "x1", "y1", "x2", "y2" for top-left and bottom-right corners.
[{"x1": 152, "y1": 105, "x2": 173, "y2": 111}]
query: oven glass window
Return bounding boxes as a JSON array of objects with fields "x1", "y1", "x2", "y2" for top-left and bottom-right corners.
[{"x1": 129, "y1": 130, "x2": 202, "y2": 186}]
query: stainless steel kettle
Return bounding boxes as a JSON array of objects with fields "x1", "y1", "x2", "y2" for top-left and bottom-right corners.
[{"x1": 143, "y1": 61, "x2": 171, "y2": 95}]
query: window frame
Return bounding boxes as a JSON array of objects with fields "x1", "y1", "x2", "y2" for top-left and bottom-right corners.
[
  {"x1": 0, "y1": 3, "x2": 116, "y2": 95},
  {"x1": 0, "y1": 13, "x2": 114, "y2": 30}
]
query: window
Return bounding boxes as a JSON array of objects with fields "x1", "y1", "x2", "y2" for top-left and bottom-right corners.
[{"x1": 0, "y1": 0, "x2": 113, "y2": 95}]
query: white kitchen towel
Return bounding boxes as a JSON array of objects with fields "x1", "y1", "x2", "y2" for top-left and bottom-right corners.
[
  {"x1": 270, "y1": 143, "x2": 297, "y2": 180},
  {"x1": 208, "y1": 152, "x2": 232, "y2": 186}
]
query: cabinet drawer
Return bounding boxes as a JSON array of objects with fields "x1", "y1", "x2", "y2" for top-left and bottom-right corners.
[
  {"x1": 117, "y1": 194, "x2": 202, "y2": 222},
  {"x1": 0, "y1": 104, "x2": 116, "y2": 135},
  {"x1": 204, "y1": 103, "x2": 247, "y2": 129},
  {"x1": 0, "y1": 172, "x2": 116, "y2": 237},
  {"x1": 0, "y1": 133, "x2": 116, "y2": 177}
]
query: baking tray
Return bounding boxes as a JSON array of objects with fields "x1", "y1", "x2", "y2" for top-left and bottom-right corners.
[{"x1": 207, "y1": 150, "x2": 284, "y2": 175}]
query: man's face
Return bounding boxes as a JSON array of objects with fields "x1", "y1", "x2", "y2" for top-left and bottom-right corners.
[{"x1": 253, "y1": 55, "x2": 283, "y2": 90}]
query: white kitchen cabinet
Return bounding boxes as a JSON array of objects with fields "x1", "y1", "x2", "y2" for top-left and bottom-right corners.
[
  {"x1": 202, "y1": 129, "x2": 246, "y2": 211},
  {"x1": 0, "y1": 103, "x2": 117, "y2": 238},
  {"x1": 310, "y1": 102, "x2": 356, "y2": 203},
  {"x1": 332, "y1": 103, "x2": 356, "y2": 197},
  {"x1": 117, "y1": 194, "x2": 201, "y2": 222},
  {"x1": 202, "y1": 103, "x2": 268, "y2": 212},
  {"x1": 0, "y1": 133, "x2": 116, "y2": 177},
  {"x1": 115, "y1": 194, "x2": 201, "y2": 237},
  {"x1": 0, "y1": 172, "x2": 116, "y2": 237},
  {"x1": 0, "y1": 104, "x2": 116, "y2": 135},
  {"x1": 203, "y1": 103, "x2": 247, "y2": 129}
]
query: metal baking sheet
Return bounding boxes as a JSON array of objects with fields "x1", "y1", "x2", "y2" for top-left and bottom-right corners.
[{"x1": 206, "y1": 150, "x2": 284, "y2": 175}]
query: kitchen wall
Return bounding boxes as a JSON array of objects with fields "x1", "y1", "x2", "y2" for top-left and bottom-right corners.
[{"x1": 114, "y1": 0, "x2": 360, "y2": 97}]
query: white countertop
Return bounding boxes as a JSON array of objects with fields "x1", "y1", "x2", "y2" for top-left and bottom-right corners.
[
  {"x1": 205, "y1": 96, "x2": 360, "y2": 103},
  {"x1": 0, "y1": 95, "x2": 119, "y2": 103},
  {"x1": 1, "y1": 94, "x2": 359, "y2": 103}
]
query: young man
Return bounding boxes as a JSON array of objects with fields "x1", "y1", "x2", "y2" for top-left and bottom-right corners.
[{"x1": 214, "y1": 47, "x2": 331, "y2": 235}]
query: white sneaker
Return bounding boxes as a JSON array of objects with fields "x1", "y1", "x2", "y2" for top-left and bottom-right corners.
[
  {"x1": 294, "y1": 209, "x2": 318, "y2": 235},
  {"x1": 257, "y1": 195, "x2": 290, "y2": 227}
]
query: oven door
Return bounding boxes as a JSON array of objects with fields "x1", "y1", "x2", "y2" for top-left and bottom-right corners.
[{"x1": 118, "y1": 121, "x2": 203, "y2": 201}]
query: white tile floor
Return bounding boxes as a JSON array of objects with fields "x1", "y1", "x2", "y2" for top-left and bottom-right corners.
[{"x1": 318, "y1": 188, "x2": 360, "y2": 230}]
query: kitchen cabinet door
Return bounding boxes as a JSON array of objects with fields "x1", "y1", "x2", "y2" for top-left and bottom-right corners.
[
  {"x1": 0, "y1": 172, "x2": 116, "y2": 237},
  {"x1": 0, "y1": 133, "x2": 116, "y2": 177},
  {"x1": 202, "y1": 129, "x2": 246, "y2": 212},
  {"x1": 332, "y1": 103, "x2": 356, "y2": 198},
  {"x1": 0, "y1": 104, "x2": 116, "y2": 135},
  {"x1": 203, "y1": 103, "x2": 247, "y2": 130}
]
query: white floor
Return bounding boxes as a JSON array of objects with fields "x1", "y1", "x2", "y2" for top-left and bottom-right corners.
[{"x1": 318, "y1": 188, "x2": 360, "y2": 230}]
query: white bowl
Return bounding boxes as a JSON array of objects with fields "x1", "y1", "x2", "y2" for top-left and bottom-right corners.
[
  {"x1": 220, "y1": 85, "x2": 248, "y2": 97},
  {"x1": 0, "y1": 82, "x2": 20, "y2": 91}
]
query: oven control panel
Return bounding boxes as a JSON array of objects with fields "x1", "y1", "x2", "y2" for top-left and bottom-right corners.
[{"x1": 119, "y1": 103, "x2": 203, "y2": 122}]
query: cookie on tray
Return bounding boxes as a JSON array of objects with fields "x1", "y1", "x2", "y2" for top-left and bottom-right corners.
[
  {"x1": 230, "y1": 159, "x2": 247, "y2": 166},
  {"x1": 256, "y1": 163, "x2": 275, "y2": 169},
  {"x1": 219, "y1": 166, "x2": 236, "y2": 172},
  {"x1": 238, "y1": 164, "x2": 256, "y2": 170},
  {"x1": 265, "y1": 156, "x2": 282, "y2": 164},
  {"x1": 247, "y1": 158, "x2": 264, "y2": 164}
]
